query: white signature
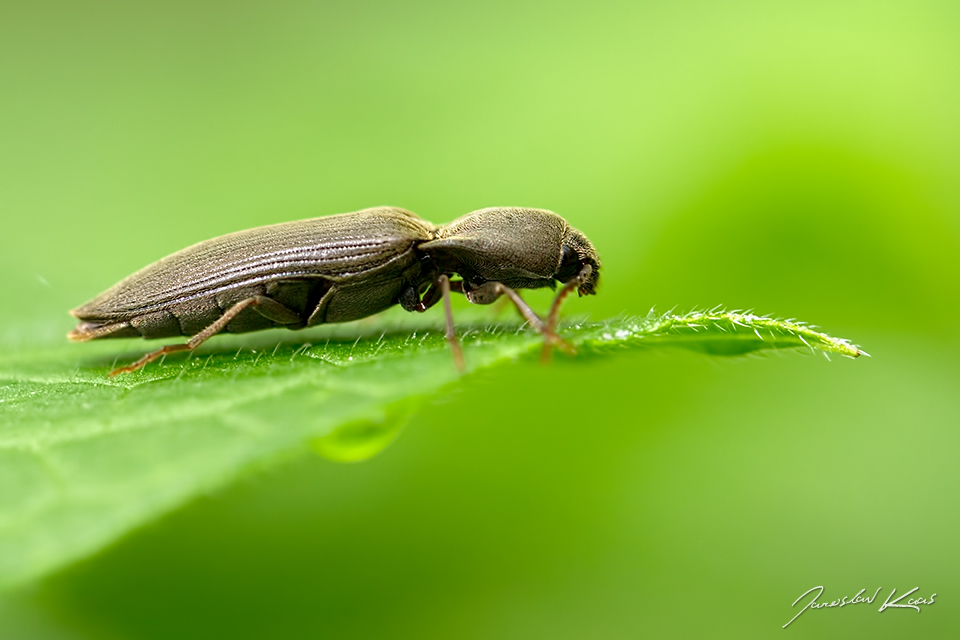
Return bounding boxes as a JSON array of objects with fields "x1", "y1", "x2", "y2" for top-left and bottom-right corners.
[{"x1": 783, "y1": 585, "x2": 937, "y2": 628}]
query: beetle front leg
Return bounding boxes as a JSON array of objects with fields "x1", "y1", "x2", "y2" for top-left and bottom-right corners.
[
  {"x1": 541, "y1": 263, "x2": 594, "y2": 361},
  {"x1": 466, "y1": 281, "x2": 574, "y2": 357},
  {"x1": 545, "y1": 263, "x2": 594, "y2": 332}
]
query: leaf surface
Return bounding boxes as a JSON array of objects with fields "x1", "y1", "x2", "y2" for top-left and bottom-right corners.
[{"x1": 0, "y1": 311, "x2": 862, "y2": 588}]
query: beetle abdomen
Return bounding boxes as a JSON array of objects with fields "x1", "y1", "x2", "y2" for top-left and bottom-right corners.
[{"x1": 70, "y1": 278, "x2": 335, "y2": 341}]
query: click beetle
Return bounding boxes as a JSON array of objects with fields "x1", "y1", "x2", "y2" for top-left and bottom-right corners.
[{"x1": 69, "y1": 206, "x2": 600, "y2": 375}]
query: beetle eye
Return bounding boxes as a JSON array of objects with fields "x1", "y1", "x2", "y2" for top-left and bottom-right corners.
[{"x1": 555, "y1": 245, "x2": 581, "y2": 281}]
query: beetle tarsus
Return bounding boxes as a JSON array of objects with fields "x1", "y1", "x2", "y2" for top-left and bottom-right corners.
[{"x1": 109, "y1": 343, "x2": 192, "y2": 376}]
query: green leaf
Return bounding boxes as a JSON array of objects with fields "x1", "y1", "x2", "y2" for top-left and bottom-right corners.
[{"x1": 0, "y1": 310, "x2": 862, "y2": 589}]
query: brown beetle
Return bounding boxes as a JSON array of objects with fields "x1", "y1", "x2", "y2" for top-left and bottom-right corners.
[{"x1": 69, "y1": 207, "x2": 600, "y2": 375}]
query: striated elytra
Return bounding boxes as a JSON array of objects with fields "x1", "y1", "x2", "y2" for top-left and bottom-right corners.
[{"x1": 69, "y1": 207, "x2": 601, "y2": 375}]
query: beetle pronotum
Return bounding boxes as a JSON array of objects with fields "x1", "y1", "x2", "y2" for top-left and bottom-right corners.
[{"x1": 69, "y1": 207, "x2": 601, "y2": 375}]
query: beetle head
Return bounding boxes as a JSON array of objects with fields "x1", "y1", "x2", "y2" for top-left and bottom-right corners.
[
  {"x1": 555, "y1": 225, "x2": 601, "y2": 296},
  {"x1": 421, "y1": 207, "x2": 600, "y2": 294}
]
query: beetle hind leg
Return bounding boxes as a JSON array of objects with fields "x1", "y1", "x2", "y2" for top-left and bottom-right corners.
[
  {"x1": 108, "y1": 342, "x2": 193, "y2": 377},
  {"x1": 109, "y1": 295, "x2": 301, "y2": 376}
]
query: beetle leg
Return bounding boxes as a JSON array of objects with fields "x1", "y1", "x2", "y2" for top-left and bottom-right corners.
[
  {"x1": 492, "y1": 292, "x2": 520, "y2": 317},
  {"x1": 492, "y1": 286, "x2": 544, "y2": 329},
  {"x1": 411, "y1": 276, "x2": 464, "y2": 371},
  {"x1": 108, "y1": 343, "x2": 193, "y2": 377},
  {"x1": 468, "y1": 282, "x2": 574, "y2": 357},
  {"x1": 540, "y1": 264, "x2": 593, "y2": 362},
  {"x1": 109, "y1": 295, "x2": 298, "y2": 376},
  {"x1": 438, "y1": 275, "x2": 465, "y2": 372},
  {"x1": 306, "y1": 286, "x2": 337, "y2": 326}
]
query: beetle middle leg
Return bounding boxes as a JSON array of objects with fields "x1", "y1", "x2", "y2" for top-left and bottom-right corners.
[
  {"x1": 109, "y1": 296, "x2": 301, "y2": 376},
  {"x1": 411, "y1": 276, "x2": 465, "y2": 372}
]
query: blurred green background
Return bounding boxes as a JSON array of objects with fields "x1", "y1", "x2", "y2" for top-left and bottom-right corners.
[{"x1": 1, "y1": 1, "x2": 958, "y2": 638}]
